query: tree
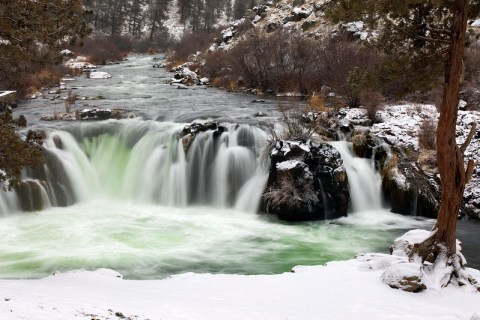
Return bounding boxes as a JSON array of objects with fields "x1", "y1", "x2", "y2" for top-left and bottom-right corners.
[
  {"x1": 326, "y1": 0, "x2": 479, "y2": 288},
  {"x1": 0, "y1": 0, "x2": 88, "y2": 189},
  {"x1": 148, "y1": 0, "x2": 171, "y2": 40},
  {"x1": 0, "y1": 110, "x2": 44, "y2": 191},
  {"x1": 0, "y1": 0, "x2": 91, "y2": 90}
]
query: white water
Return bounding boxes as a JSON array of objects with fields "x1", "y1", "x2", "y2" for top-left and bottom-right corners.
[
  {"x1": 0, "y1": 55, "x2": 443, "y2": 279},
  {"x1": 0, "y1": 120, "x2": 269, "y2": 214},
  {"x1": 329, "y1": 141, "x2": 384, "y2": 212}
]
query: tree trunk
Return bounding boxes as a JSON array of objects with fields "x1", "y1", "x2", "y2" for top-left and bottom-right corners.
[{"x1": 434, "y1": 0, "x2": 469, "y2": 256}]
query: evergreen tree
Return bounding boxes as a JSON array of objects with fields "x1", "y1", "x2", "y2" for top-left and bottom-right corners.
[
  {"x1": 0, "y1": 110, "x2": 44, "y2": 191},
  {"x1": 0, "y1": 0, "x2": 90, "y2": 89},
  {"x1": 233, "y1": 0, "x2": 247, "y2": 19},
  {"x1": 0, "y1": 0, "x2": 89, "y2": 188}
]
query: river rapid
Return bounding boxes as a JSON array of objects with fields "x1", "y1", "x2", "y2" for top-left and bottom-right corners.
[{"x1": 1, "y1": 55, "x2": 476, "y2": 280}]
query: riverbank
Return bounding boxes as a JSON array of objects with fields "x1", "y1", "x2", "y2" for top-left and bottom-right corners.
[{"x1": 1, "y1": 254, "x2": 479, "y2": 320}]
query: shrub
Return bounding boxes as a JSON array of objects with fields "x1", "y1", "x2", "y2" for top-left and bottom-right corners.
[
  {"x1": 72, "y1": 35, "x2": 131, "y2": 65},
  {"x1": 171, "y1": 30, "x2": 221, "y2": 63},
  {"x1": 360, "y1": 90, "x2": 384, "y2": 122},
  {"x1": 17, "y1": 65, "x2": 70, "y2": 96},
  {"x1": 263, "y1": 173, "x2": 317, "y2": 211},
  {"x1": 418, "y1": 116, "x2": 437, "y2": 150}
]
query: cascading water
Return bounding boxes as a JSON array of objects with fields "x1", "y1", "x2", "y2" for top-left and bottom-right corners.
[
  {"x1": 0, "y1": 55, "x2": 442, "y2": 280},
  {"x1": 329, "y1": 141, "x2": 383, "y2": 212},
  {"x1": 0, "y1": 120, "x2": 269, "y2": 215}
]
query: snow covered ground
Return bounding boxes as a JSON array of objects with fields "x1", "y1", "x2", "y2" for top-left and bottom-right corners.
[{"x1": 1, "y1": 254, "x2": 479, "y2": 320}]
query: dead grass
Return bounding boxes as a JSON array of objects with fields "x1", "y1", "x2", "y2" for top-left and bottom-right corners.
[{"x1": 307, "y1": 93, "x2": 329, "y2": 112}]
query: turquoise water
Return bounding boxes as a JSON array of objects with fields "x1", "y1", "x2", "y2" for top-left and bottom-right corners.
[{"x1": 0, "y1": 203, "x2": 431, "y2": 279}]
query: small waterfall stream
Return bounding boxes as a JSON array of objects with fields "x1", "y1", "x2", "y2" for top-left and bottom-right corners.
[{"x1": 329, "y1": 141, "x2": 383, "y2": 212}]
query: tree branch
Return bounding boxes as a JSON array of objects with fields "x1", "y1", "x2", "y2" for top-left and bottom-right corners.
[{"x1": 460, "y1": 122, "x2": 477, "y2": 153}]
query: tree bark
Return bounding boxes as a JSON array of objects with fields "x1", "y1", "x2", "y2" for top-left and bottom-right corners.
[{"x1": 434, "y1": 0, "x2": 470, "y2": 256}]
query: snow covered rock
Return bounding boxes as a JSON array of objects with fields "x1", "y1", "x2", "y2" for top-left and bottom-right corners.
[
  {"x1": 390, "y1": 229, "x2": 432, "y2": 258},
  {"x1": 263, "y1": 141, "x2": 349, "y2": 221},
  {"x1": 89, "y1": 71, "x2": 112, "y2": 79},
  {"x1": 79, "y1": 108, "x2": 113, "y2": 120},
  {"x1": 60, "y1": 49, "x2": 74, "y2": 56},
  {"x1": 381, "y1": 263, "x2": 427, "y2": 292}
]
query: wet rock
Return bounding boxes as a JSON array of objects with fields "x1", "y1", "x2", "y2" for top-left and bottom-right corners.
[
  {"x1": 14, "y1": 180, "x2": 47, "y2": 212},
  {"x1": 262, "y1": 140, "x2": 350, "y2": 221},
  {"x1": 79, "y1": 108, "x2": 112, "y2": 120},
  {"x1": 382, "y1": 162, "x2": 439, "y2": 218},
  {"x1": 182, "y1": 133, "x2": 195, "y2": 153}
]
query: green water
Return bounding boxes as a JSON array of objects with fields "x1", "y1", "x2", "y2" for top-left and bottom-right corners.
[{"x1": 0, "y1": 202, "x2": 431, "y2": 279}]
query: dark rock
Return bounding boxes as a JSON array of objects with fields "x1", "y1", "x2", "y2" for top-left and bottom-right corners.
[
  {"x1": 262, "y1": 141, "x2": 350, "y2": 221},
  {"x1": 14, "y1": 180, "x2": 47, "y2": 212},
  {"x1": 382, "y1": 162, "x2": 439, "y2": 218},
  {"x1": 266, "y1": 21, "x2": 282, "y2": 33},
  {"x1": 79, "y1": 108, "x2": 113, "y2": 120}
]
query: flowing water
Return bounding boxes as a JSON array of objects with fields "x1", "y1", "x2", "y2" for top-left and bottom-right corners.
[{"x1": 1, "y1": 55, "x2": 470, "y2": 280}]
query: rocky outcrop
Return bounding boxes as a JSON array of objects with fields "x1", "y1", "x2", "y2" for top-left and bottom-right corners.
[
  {"x1": 179, "y1": 121, "x2": 226, "y2": 153},
  {"x1": 382, "y1": 162, "x2": 440, "y2": 219},
  {"x1": 262, "y1": 140, "x2": 349, "y2": 221}
]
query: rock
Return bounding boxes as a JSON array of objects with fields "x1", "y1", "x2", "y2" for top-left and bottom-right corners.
[
  {"x1": 266, "y1": 21, "x2": 282, "y2": 33},
  {"x1": 14, "y1": 180, "x2": 47, "y2": 212},
  {"x1": 253, "y1": 111, "x2": 268, "y2": 117},
  {"x1": 182, "y1": 133, "x2": 195, "y2": 153},
  {"x1": 382, "y1": 162, "x2": 439, "y2": 218},
  {"x1": 263, "y1": 141, "x2": 350, "y2": 221},
  {"x1": 89, "y1": 71, "x2": 112, "y2": 79},
  {"x1": 79, "y1": 108, "x2": 112, "y2": 120},
  {"x1": 389, "y1": 229, "x2": 433, "y2": 257},
  {"x1": 287, "y1": 7, "x2": 312, "y2": 22},
  {"x1": 381, "y1": 263, "x2": 427, "y2": 292},
  {"x1": 183, "y1": 121, "x2": 218, "y2": 135}
]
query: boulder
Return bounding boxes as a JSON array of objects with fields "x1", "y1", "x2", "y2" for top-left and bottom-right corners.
[
  {"x1": 180, "y1": 121, "x2": 226, "y2": 154},
  {"x1": 79, "y1": 108, "x2": 113, "y2": 120},
  {"x1": 381, "y1": 263, "x2": 427, "y2": 292},
  {"x1": 262, "y1": 140, "x2": 350, "y2": 221},
  {"x1": 89, "y1": 71, "x2": 112, "y2": 79}
]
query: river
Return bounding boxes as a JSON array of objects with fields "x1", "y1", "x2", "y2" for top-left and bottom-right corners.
[{"x1": 0, "y1": 55, "x2": 476, "y2": 280}]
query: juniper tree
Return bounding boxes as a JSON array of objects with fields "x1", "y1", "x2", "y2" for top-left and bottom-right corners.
[
  {"x1": 0, "y1": 0, "x2": 89, "y2": 189},
  {"x1": 0, "y1": 0, "x2": 90, "y2": 89},
  {"x1": 0, "y1": 110, "x2": 44, "y2": 191},
  {"x1": 326, "y1": 0, "x2": 479, "y2": 288}
]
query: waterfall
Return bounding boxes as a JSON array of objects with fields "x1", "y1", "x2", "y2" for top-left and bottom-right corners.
[
  {"x1": 329, "y1": 141, "x2": 383, "y2": 212},
  {"x1": 0, "y1": 120, "x2": 269, "y2": 215}
]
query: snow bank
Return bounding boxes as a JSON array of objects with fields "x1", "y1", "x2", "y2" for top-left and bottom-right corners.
[{"x1": 1, "y1": 256, "x2": 478, "y2": 320}]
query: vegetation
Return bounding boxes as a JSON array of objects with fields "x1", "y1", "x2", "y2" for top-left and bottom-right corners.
[
  {"x1": 83, "y1": 0, "x2": 252, "y2": 36},
  {"x1": 0, "y1": 0, "x2": 90, "y2": 92},
  {"x1": 203, "y1": 32, "x2": 379, "y2": 107},
  {"x1": 0, "y1": 0, "x2": 89, "y2": 189},
  {"x1": 0, "y1": 110, "x2": 44, "y2": 191}
]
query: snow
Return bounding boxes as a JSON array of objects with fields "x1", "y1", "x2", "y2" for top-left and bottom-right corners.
[
  {"x1": 0, "y1": 255, "x2": 478, "y2": 320},
  {"x1": 343, "y1": 104, "x2": 480, "y2": 219},
  {"x1": 276, "y1": 159, "x2": 302, "y2": 170},
  {"x1": 89, "y1": 71, "x2": 112, "y2": 79},
  {"x1": 60, "y1": 49, "x2": 73, "y2": 56}
]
